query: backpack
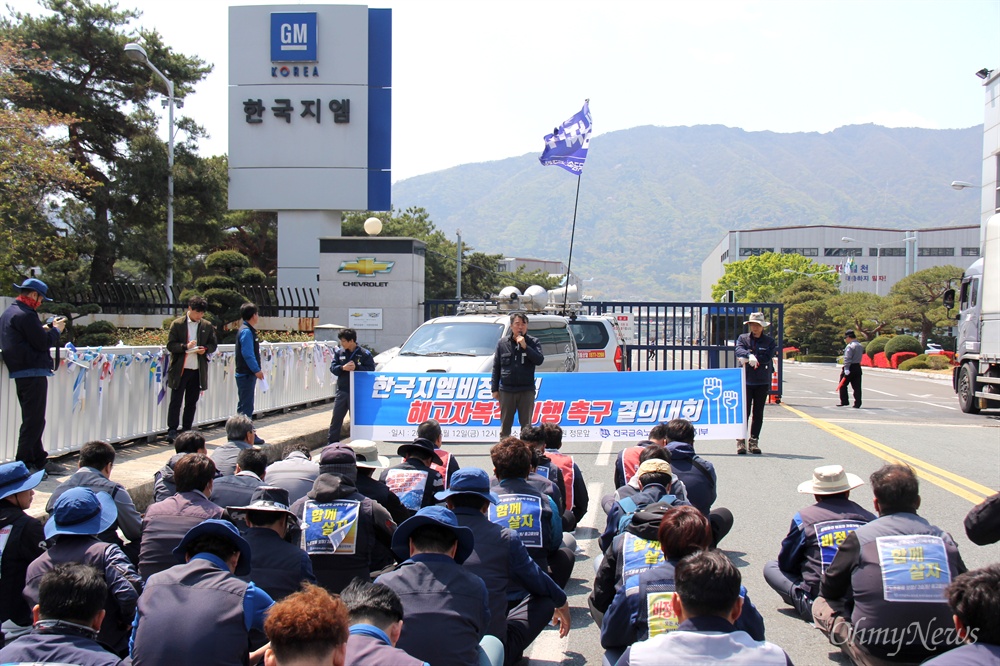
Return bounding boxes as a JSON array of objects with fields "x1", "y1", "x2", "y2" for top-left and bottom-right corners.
[{"x1": 616, "y1": 496, "x2": 676, "y2": 533}]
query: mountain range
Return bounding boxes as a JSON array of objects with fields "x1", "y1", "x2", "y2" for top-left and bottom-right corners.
[{"x1": 391, "y1": 124, "x2": 983, "y2": 300}]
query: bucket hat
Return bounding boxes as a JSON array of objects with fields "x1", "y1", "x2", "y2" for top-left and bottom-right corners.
[
  {"x1": 346, "y1": 440, "x2": 390, "y2": 470},
  {"x1": 390, "y1": 506, "x2": 475, "y2": 564},
  {"x1": 0, "y1": 461, "x2": 45, "y2": 501},
  {"x1": 44, "y1": 487, "x2": 118, "y2": 539},
  {"x1": 396, "y1": 438, "x2": 443, "y2": 466},
  {"x1": 173, "y1": 518, "x2": 252, "y2": 575},
  {"x1": 434, "y1": 468, "x2": 499, "y2": 505},
  {"x1": 797, "y1": 465, "x2": 865, "y2": 495},
  {"x1": 743, "y1": 312, "x2": 770, "y2": 327},
  {"x1": 228, "y1": 485, "x2": 296, "y2": 519},
  {"x1": 12, "y1": 278, "x2": 52, "y2": 301}
]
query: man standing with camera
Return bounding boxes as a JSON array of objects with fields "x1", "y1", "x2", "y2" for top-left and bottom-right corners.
[
  {"x1": 0, "y1": 278, "x2": 65, "y2": 474},
  {"x1": 492, "y1": 313, "x2": 544, "y2": 439},
  {"x1": 166, "y1": 296, "x2": 218, "y2": 442}
]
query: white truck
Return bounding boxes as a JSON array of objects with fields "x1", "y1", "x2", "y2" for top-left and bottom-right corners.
[{"x1": 947, "y1": 213, "x2": 1000, "y2": 412}]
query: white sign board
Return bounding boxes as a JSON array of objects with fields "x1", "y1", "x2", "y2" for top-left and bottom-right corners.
[{"x1": 349, "y1": 308, "x2": 383, "y2": 330}]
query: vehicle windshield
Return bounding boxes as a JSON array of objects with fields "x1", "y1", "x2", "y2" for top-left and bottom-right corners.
[{"x1": 398, "y1": 322, "x2": 505, "y2": 356}]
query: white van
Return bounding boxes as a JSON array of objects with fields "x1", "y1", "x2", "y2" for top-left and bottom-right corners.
[
  {"x1": 569, "y1": 314, "x2": 629, "y2": 372},
  {"x1": 376, "y1": 312, "x2": 579, "y2": 374}
]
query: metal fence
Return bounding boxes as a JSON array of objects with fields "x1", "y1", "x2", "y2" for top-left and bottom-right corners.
[
  {"x1": 1, "y1": 342, "x2": 336, "y2": 462},
  {"x1": 424, "y1": 299, "x2": 784, "y2": 390},
  {"x1": 59, "y1": 283, "x2": 318, "y2": 318}
]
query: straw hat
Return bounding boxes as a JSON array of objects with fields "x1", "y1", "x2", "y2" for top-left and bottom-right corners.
[
  {"x1": 743, "y1": 312, "x2": 770, "y2": 327},
  {"x1": 797, "y1": 465, "x2": 864, "y2": 495}
]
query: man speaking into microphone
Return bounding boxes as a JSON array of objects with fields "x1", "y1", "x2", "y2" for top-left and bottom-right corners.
[{"x1": 491, "y1": 312, "x2": 545, "y2": 439}]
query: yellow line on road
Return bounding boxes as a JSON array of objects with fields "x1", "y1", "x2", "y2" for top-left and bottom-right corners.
[{"x1": 780, "y1": 403, "x2": 992, "y2": 505}]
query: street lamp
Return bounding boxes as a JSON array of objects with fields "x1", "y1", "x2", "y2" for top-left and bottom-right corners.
[
  {"x1": 843, "y1": 234, "x2": 915, "y2": 296},
  {"x1": 125, "y1": 42, "x2": 176, "y2": 298},
  {"x1": 951, "y1": 181, "x2": 976, "y2": 190}
]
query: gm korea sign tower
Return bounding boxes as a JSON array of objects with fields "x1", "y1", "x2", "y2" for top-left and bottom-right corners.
[{"x1": 229, "y1": 5, "x2": 391, "y2": 289}]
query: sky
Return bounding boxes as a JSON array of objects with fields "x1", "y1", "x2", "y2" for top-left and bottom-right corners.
[{"x1": 6, "y1": 0, "x2": 1000, "y2": 183}]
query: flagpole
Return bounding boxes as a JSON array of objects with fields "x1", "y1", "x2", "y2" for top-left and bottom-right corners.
[{"x1": 562, "y1": 172, "x2": 582, "y2": 314}]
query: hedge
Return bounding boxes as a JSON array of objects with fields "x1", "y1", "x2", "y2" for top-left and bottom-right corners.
[
  {"x1": 898, "y1": 357, "x2": 931, "y2": 371},
  {"x1": 891, "y1": 351, "x2": 918, "y2": 369},
  {"x1": 861, "y1": 354, "x2": 873, "y2": 367},
  {"x1": 866, "y1": 335, "x2": 892, "y2": 360},
  {"x1": 874, "y1": 352, "x2": 890, "y2": 368},
  {"x1": 884, "y1": 335, "x2": 922, "y2": 362}
]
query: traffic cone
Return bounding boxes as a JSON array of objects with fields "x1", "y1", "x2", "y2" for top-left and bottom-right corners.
[{"x1": 769, "y1": 366, "x2": 781, "y2": 404}]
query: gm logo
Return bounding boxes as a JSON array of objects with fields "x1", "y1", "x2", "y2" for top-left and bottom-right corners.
[
  {"x1": 338, "y1": 257, "x2": 395, "y2": 276},
  {"x1": 270, "y1": 12, "x2": 317, "y2": 62}
]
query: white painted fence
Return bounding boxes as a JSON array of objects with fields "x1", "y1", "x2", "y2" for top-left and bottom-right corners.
[{"x1": 1, "y1": 342, "x2": 336, "y2": 462}]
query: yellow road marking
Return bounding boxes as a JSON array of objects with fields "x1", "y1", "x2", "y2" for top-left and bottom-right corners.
[{"x1": 780, "y1": 403, "x2": 992, "y2": 505}]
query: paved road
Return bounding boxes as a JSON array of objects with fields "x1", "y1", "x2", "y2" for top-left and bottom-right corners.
[{"x1": 435, "y1": 363, "x2": 1000, "y2": 665}]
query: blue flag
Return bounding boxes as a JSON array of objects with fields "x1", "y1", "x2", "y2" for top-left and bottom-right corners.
[{"x1": 539, "y1": 100, "x2": 592, "y2": 174}]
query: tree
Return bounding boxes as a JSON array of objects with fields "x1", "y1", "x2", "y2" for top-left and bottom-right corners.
[
  {"x1": 0, "y1": 38, "x2": 93, "y2": 285},
  {"x1": 779, "y1": 277, "x2": 841, "y2": 355},
  {"x1": 221, "y1": 208, "x2": 278, "y2": 278},
  {"x1": 711, "y1": 252, "x2": 839, "y2": 303},
  {"x1": 886, "y1": 265, "x2": 963, "y2": 346},
  {"x1": 1, "y1": 0, "x2": 213, "y2": 284},
  {"x1": 826, "y1": 291, "x2": 896, "y2": 341}
]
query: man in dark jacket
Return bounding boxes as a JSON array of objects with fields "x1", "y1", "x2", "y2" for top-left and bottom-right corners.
[
  {"x1": 0, "y1": 461, "x2": 46, "y2": 642},
  {"x1": 0, "y1": 278, "x2": 65, "y2": 472},
  {"x1": 439, "y1": 468, "x2": 570, "y2": 666},
  {"x1": 291, "y1": 444, "x2": 396, "y2": 594},
  {"x1": 152, "y1": 431, "x2": 207, "y2": 502},
  {"x1": 328, "y1": 327, "x2": 375, "y2": 444},
  {"x1": 165, "y1": 295, "x2": 218, "y2": 442},
  {"x1": 664, "y1": 418, "x2": 733, "y2": 546},
  {"x1": 964, "y1": 491, "x2": 1000, "y2": 546},
  {"x1": 734, "y1": 311, "x2": 777, "y2": 455},
  {"x1": 210, "y1": 447, "x2": 267, "y2": 510},
  {"x1": 138, "y1": 453, "x2": 225, "y2": 580},
  {"x1": 380, "y1": 437, "x2": 445, "y2": 513},
  {"x1": 26, "y1": 487, "x2": 141, "y2": 655},
  {"x1": 600, "y1": 459, "x2": 690, "y2": 553},
  {"x1": 491, "y1": 312, "x2": 544, "y2": 439},
  {"x1": 815, "y1": 464, "x2": 967, "y2": 664},
  {"x1": 764, "y1": 464, "x2": 875, "y2": 623},
  {"x1": 130, "y1": 519, "x2": 274, "y2": 666},
  {"x1": 342, "y1": 579, "x2": 428, "y2": 666},
  {"x1": 231, "y1": 486, "x2": 316, "y2": 602},
  {"x1": 375, "y1": 506, "x2": 502, "y2": 666},
  {"x1": 0, "y1": 563, "x2": 127, "y2": 666},
  {"x1": 45, "y1": 440, "x2": 143, "y2": 561}
]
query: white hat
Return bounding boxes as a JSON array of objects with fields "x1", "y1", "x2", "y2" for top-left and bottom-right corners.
[
  {"x1": 743, "y1": 312, "x2": 770, "y2": 327},
  {"x1": 346, "y1": 440, "x2": 390, "y2": 469},
  {"x1": 797, "y1": 465, "x2": 865, "y2": 495}
]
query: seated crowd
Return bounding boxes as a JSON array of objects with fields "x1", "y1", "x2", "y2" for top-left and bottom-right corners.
[{"x1": 0, "y1": 414, "x2": 997, "y2": 666}]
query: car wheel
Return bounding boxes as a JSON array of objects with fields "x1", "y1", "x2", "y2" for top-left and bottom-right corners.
[{"x1": 958, "y1": 364, "x2": 981, "y2": 414}]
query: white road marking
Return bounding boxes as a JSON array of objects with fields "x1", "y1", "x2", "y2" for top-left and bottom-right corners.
[
  {"x1": 919, "y1": 401, "x2": 958, "y2": 411},
  {"x1": 864, "y1": 388, "x2": 897, "y2": 396},
  {"x1": 595, "y1": 439, "x2": 614, "y2": 466},
  {"x1": 579, "y1": 482, "x2": 604, "y2": 529},
  {"x1": 909, "y1": 393, "x2": 932, "y2": 398}
]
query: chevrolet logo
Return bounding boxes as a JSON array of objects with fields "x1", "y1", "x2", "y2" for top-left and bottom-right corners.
[{"x1": 338, "y1": 257, "x2": 394, "y2": 276}]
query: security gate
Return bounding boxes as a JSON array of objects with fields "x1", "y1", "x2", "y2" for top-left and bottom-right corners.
[{"x1": 423, "y1": 300, "x2": 784, "y2": 397}]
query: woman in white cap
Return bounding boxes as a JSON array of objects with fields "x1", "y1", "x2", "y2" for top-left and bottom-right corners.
[{"x1": 735, "y1": 312, "x2": 778, "y2": 455}]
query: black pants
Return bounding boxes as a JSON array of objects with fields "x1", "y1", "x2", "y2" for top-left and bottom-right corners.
[
  {"x1": 167, "y1": 369, "x2": 201, "y2": 432},
  {"x1": 14, "y1": 376, "x2": 48, "y2": 468},
  {"x1": 710, "y1": 507, "x2": 735, "y2": 547},
  {"x1": 840, "y1": 365, "x2": 862, "y2": 406},
  {"x1": 504, "y1": 594, "x2": 557, "y2": 666},
  {"x1": 745, "y1": 384, "x2": 769, "y2": 438},
  {"x1": 328, "y1": 388, "x2": 350, "y2": 443},
  {"x1": 763, "y1": 560, "x2": 813, "y2": 622}
]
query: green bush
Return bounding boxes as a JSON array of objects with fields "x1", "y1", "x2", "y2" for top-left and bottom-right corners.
[
  {"x1": 884, "y1": 335, "x2": 922, "y2": 362},
  {"x1": 195, "y1": 275, "x2": 239, "y2": 291},
  {"x1": 926, "y1": 354, "x2": 952, "y2": 370},
  {"x1": 866, "y1": 335, "x2": 892, "y2": 359},
  {"x1": 797, "y1": 355, "x2": 839, "y2": 363},
  {"x1": 898, "y1": 357, "x2": 931, "y2": 371},
  {"x1": 75, "y1": 320, "x2": 119, "y2": 347},
  {"x1": 240, "y1": 267, "x2": 267, "y2": 285},
  {"x1": 205, "y1": 250, "x2": 250, "y2": 274}
]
